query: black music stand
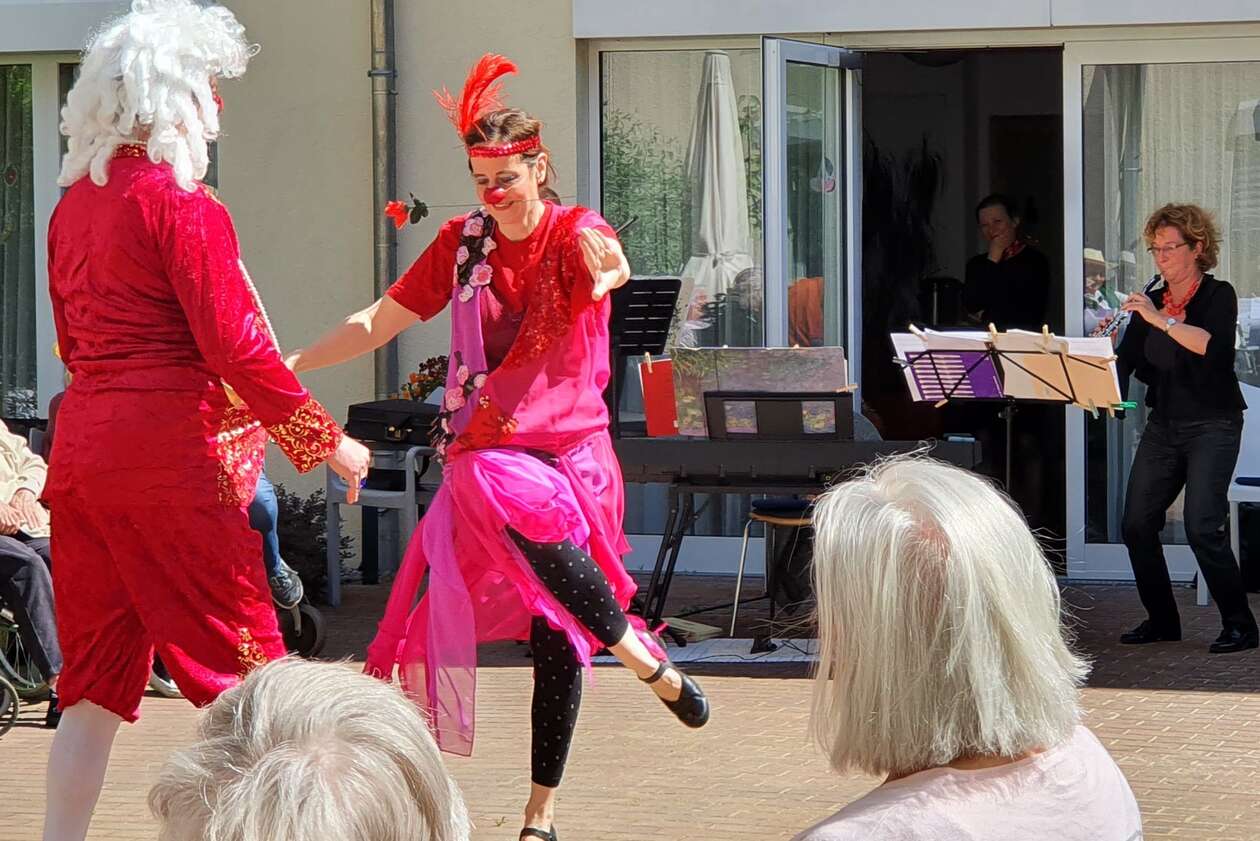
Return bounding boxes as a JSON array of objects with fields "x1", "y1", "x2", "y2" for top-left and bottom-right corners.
[
  {"x1": 607, "y1": 277, "x2": 681, "y2": 439},
  {"x1": 894, "y1": 330, "x2": 1096, "y2": 491}
]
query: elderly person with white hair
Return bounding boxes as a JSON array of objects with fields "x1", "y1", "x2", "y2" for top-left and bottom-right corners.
[
  {"x1": 794, "y1": 456, "x2": 1142, "y2": 841},
  {"x1": 149, "y1": 658, "x2": 471, "y2": 841},
  {"x1": 43, "y1": 3, "x2": 369, "y2": 839}
]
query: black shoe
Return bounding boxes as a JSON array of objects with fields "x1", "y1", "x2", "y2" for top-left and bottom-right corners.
[
  {"x1": 44, "y1": 690, "x2": 61, "y2": 729},
  {"x1": 1119, "y1": 620, "x2": 1182, "y2": 645},
  {"x1": 641, "y1": 660, "x2": 710, "y2": 728},
  {"x1": 1208, "y1": 627, "x2": 1259, "y2": 654},
  {"x1": 269, "y1": 560, "x2": 305, "y2": 609},
  {"x1": 520, "y1": 827, "x2": 556, "y2": 841}
]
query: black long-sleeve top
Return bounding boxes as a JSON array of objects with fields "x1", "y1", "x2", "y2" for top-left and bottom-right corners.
[
  {"x1": 963, "y1": 245, "x2": 1051, "y2": 331},
  {"x1": 1116, "y1": 274, "x2": 1246, "y2": 419}
]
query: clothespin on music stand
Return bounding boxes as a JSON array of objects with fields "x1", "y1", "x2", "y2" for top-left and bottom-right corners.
[
  {"x1": 1085, "y1": 398, "x2": 1099, "y2": 420},
  {"x1": 1041, "y1": 323, "x2": 1055, "y2": 350},
  {"x1": 908, "y1": 323, "x2": 926, "y2": 338},
  {"x1": 643, "y1": 351, "x2": 653, "y2": 374},
  {"x1": 987, "y1": 322, "x2": 999, "y2": 344}
]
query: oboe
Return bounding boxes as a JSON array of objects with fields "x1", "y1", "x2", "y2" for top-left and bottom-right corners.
[{"x1": 1092, "y1": 274, "x2": 1162, "y2": 337}]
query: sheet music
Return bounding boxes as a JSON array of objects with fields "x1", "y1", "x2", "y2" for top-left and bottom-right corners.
[
  {"x1": 919, "y1": 329, "x2": 990, "y2": 350},
  {"x1": 1061, "y1": 336, "x2": 1122, "y2": 409},
  {"x1": 991, "y1": 330, "x2": 1072, "y2": 401},
  {"x1": 893, "y1": 329, "x2": 1122, "y2": 410},
  {"x1": 891, "y1": 332, "x2": 1002, "y2": 402}
]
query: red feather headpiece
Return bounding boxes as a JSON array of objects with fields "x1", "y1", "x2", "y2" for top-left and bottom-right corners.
[{"x1": 434, "y1": 53, "x2": 541, "y2": 158}]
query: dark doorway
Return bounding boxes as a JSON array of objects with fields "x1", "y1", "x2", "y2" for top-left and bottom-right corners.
[{"x1": 858, "y1": 47, "x2": 1066, "y2": 561}]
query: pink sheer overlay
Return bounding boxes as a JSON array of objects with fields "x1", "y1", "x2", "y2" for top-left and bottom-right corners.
[{"x1": 364, "y1": 206, "x2": 660, "y2": 754}]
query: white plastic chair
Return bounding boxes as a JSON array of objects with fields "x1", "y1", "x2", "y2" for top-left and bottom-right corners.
[
  {"x1": 1198, "y1": 382, "x2": 1260, "y2": 606},
  {"x1": 325, "y1": 445, "x2": 438, "y2": 607}
]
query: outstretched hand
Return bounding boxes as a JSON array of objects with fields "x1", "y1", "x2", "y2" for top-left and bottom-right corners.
[
  {"x1": 328, "y1": 435, "x2": 372, "y2": 504},
  {"x1": 579, "y1": 228, "x2": 630, "y2": 301}
]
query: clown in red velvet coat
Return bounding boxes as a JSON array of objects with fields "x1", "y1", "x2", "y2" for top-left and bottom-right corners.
[
  {"x1": 39, "y1": 5, "x2": 371, "y2": 840},
  {"x1": 287, "y1": 54, "x2": 710, "y2": 841}
]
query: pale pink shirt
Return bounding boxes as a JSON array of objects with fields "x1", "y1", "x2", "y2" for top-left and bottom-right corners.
[{"x1": 794, "y1": 726, "x2": 1142, "y2": 841}]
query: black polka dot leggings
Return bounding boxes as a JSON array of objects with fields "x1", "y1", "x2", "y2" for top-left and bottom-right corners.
[{"x1": 507, "y1": 528, "x2": 632, "y2": 788}]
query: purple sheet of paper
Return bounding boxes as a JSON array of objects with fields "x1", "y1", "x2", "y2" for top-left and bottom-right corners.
[{"x1": 907, "y1": 350, "x2": 1002, "y2": 401}]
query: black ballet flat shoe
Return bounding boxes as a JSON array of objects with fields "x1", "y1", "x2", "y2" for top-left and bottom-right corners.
[
  {"x1": 1208, "y1": 627, "x2": 1259, "y2": 654},
  {"x1": 1119, "y1": 620, "x2": 1181, "y2": 645},
  {"x1": 641, "y1": 660, "x2": 710, "y2": 728},
  {"x1": 520, "y1": 826, "x2": 557, "y2": 841}
]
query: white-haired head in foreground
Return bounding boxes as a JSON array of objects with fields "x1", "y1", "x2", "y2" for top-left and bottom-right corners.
[
  {"x1": 58, "y1": 0, "x2": 254, "y2": 192},
  {"x1": 148, "y1": 658, "x2": 471, "y2": 841},
  {"x1": 809, "y1": 455, "x2": 1090, "y2": 778}
]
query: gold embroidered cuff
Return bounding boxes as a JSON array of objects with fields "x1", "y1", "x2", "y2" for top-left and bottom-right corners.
[{"x1": 267, "y1": 397, "x2": 343, "y2": 473}]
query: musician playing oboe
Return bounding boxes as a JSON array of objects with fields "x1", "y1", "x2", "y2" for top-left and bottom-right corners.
[{"x1": 1112, "y1": 203, "x2": 1257, "y2": 654}]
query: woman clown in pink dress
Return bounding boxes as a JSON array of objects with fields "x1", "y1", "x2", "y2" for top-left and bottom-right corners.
[{"x1": 288, "y1": 55, "x2": 709, "y2": 841}]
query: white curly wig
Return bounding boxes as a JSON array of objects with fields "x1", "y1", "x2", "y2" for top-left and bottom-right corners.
[{"x1": 58, "y1": 0, "x2": 256, "y2": 192}]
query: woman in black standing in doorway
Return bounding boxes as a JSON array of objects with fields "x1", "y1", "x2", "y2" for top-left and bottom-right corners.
[
  {"x1": 961, "y1": 193, "x2": 1056, "y2": 535},
  {"x1": 1114, "y1": 203, "x2": 1257, "y2": 653},
  {"x1": 963, "y1": 193, "x2": 1051, "y2": 330}
]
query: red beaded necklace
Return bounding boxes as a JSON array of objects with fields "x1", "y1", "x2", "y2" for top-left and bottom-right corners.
[{"x1": 1163, "y1": 276, "x2": 1201, "y2": 319}]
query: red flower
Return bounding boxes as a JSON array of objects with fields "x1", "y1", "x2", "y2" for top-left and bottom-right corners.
[{"x1": 384, "y1": 200, "x2": 409, "y2": 229}]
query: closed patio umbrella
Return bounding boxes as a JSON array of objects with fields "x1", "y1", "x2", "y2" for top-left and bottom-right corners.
[{"x1": 676, "y1": 50, "x2": 755, "y2": 347}]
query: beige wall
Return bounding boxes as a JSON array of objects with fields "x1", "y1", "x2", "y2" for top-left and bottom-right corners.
[
  {"x1": 216, "y1": 0, "x2": 375, "y2": 499},
  {"x1": 393, "y1": 0, "x2": 579, "y2": 370}
]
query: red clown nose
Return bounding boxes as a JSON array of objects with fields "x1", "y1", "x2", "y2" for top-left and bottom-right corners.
[{"x1": 484, "y1": 186, "x2": 508, "y2": 205}]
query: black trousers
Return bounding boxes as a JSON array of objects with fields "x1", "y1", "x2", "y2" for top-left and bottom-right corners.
[
  {"x1": 1122, "y1": 415, "x2": 1257, "y2": 634},
  {"x1": 0, "y1": 532, "x2": 62, "y2": 681},
  {"x1": 508, "y1": 529, "x2": 631, "y2": 788}
]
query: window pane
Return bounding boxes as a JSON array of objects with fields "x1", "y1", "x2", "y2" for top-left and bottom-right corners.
[
  {"x1": 601, "y1": 49, "x2": 763, "y2": 348},
  {"x1": 784, "y1": 60, "x2": 843, "y2": 349},
  {"x1": 1082, "y1": 61, "x2": 1260, "y2": 544},
  {"x1": 0, "y1": 65, "x2": 36, "y2": 418},
  {"x1": 601, "y1": 49, "x2": 764, "y2": 540}
]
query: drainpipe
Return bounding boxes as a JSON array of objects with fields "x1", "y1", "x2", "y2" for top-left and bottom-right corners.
[{"x1": 369, "y1": 0, "x2": 398, "y2": 399}]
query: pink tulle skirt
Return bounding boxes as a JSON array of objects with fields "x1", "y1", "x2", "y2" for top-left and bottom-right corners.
[{"x1": 363, "y1": 431, "x2": 657, "y2": 755}]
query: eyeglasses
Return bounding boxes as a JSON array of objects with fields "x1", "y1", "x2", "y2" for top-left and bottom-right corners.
[{"x1": 1147, "y1": 242, "x2": 1189, "y2": 258}]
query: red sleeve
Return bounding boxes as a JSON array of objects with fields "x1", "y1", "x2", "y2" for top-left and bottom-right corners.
[
  {"x1": 565, "y1": 208, "x2": 619, "y2": 313},
  {"x1": 46, "y1": 204, "x2": 79, "y2": 369},
  {"x1": 386, "y1": 216, "x2": 464, "y2": 321},
  {"x1": 157, "y1": 186, "x2": 342, "y2": 472}
]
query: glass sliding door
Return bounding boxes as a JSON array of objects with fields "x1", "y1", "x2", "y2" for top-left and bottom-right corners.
[
  {"x1": 1067, "y1": 40, "x2": 1260, "y2": 579},
  {"x1": 764, "y1": 39, "x2": 860, "y2": 360}
]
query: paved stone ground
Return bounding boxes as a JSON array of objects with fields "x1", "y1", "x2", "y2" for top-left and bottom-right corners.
[{"x1": 2, "y1": 577, "x2": 1258, "y2": 840}]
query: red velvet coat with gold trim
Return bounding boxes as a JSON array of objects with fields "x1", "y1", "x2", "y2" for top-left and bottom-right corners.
[{"x1": 46, "y1": 152, "x2": 341, "y2": 507}]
